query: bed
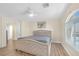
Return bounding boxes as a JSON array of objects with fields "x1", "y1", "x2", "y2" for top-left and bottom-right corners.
[{"x1": 14, "y1": 30, "x2": 52, "y2": 56}]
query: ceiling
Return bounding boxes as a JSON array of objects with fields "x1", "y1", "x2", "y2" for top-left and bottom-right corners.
[{"x1": 0, "y1": 3, "x2": 68, "y2": 21}]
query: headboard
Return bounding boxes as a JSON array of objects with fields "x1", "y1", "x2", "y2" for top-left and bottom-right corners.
[{"x1": 33, "y1": 30, "x2": 51, "y2": 38}]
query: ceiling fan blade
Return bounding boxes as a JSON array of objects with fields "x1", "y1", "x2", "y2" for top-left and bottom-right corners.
[{"x1": 21, "y1": 7, "x2": 32, "y2": 15}]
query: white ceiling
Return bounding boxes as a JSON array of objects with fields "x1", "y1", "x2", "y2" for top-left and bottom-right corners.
[{"x1": 0, "y1": 3, "x2": 68, "y2": 21}]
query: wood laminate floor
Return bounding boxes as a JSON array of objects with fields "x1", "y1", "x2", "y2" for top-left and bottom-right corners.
[{"x1": 0, "y1": 40, "x2": 69, "y2": 56}]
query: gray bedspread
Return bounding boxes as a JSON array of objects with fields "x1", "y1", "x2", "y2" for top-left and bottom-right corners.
[
  {"x1": 17, "y1": 30, "x2": 51, "y2": 43},
  {"x1": 18, "y1": 35, "x2": 51, "y2": 43}
]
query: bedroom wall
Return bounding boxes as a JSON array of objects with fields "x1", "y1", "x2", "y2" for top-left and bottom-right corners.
[
  {"x1": 29, "y1": 19, "x2": 62, "y2": 43},
  {"x1": 21, "y1": 21, "x2": 33, "y2": 36},
  {"x1": 6, "y1": 20, "x2": 32, "y2": 40},
  {"x1": 10, "y1": 18, "x2": 63, "y2": 43},
  {"x1": 0, "y1": 17, "x2": 18, "y2": 48},
  {"x1": 47, "y1": 20, "x2": 63, "y2": 43},
  {"x1": 0, "y1": 16, "x2": 33, "y2": 48},
  {"x1": 0, "y1": 17, "x2": 2, "y2": 48},
  {"x1": 0, "y1": 16, "x2": 6, "y2": 48},
  {"x1": 0, "y1": 16, "x2": 62, "y2": 48}
]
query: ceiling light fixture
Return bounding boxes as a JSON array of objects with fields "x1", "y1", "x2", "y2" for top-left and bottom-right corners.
[
  {"x1": 21, "y1": 7, "x2": 35, "y2": 17},
  {"x1": 29, "y1": 13, "x2": 34, "y2": 17}
]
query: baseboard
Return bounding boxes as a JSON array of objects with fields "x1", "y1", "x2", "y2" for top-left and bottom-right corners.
[
  {"x1": 62, "y1": 42, "x2": 79, "y2": 56},
  {"x1": 52, "y1": 41, "x2": 63, "y2": 43},
  {"x1": 62, "y1": 43, "x2": 71, "y2": 56}
]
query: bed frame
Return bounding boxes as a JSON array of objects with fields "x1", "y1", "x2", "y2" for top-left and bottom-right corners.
[{"x1": 14, "y1": 30, "x2": 52, "y2": 56}]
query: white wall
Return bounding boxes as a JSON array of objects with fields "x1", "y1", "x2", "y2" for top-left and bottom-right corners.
[
  {"x1": 0, "y1": 17, "x2": 2, "y2": 48},
  {"x1": 0, "y1": 17, "x2": 34, "y2": 48},
  {"x1": 0, "y1": 16, "x2": 6, "y2": 48},
  {"x1": 20, "y1": 21, "x2": 33, "y2": 37}
]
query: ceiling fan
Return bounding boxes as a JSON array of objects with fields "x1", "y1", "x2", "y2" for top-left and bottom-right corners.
[
  {"x1": 42, "y1": 3, "x2": 50, "y2": 8},
  {"x1": 21, "y1": 7, "x2": 34, "y2": 17},
  {"x1": 20, "y1": 3, "x2": 50, "y2": 17}
]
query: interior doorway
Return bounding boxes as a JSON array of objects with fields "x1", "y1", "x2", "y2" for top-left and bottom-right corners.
[{"x1": 6, "y1": 25, "x2": 13, "y2": 46}]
